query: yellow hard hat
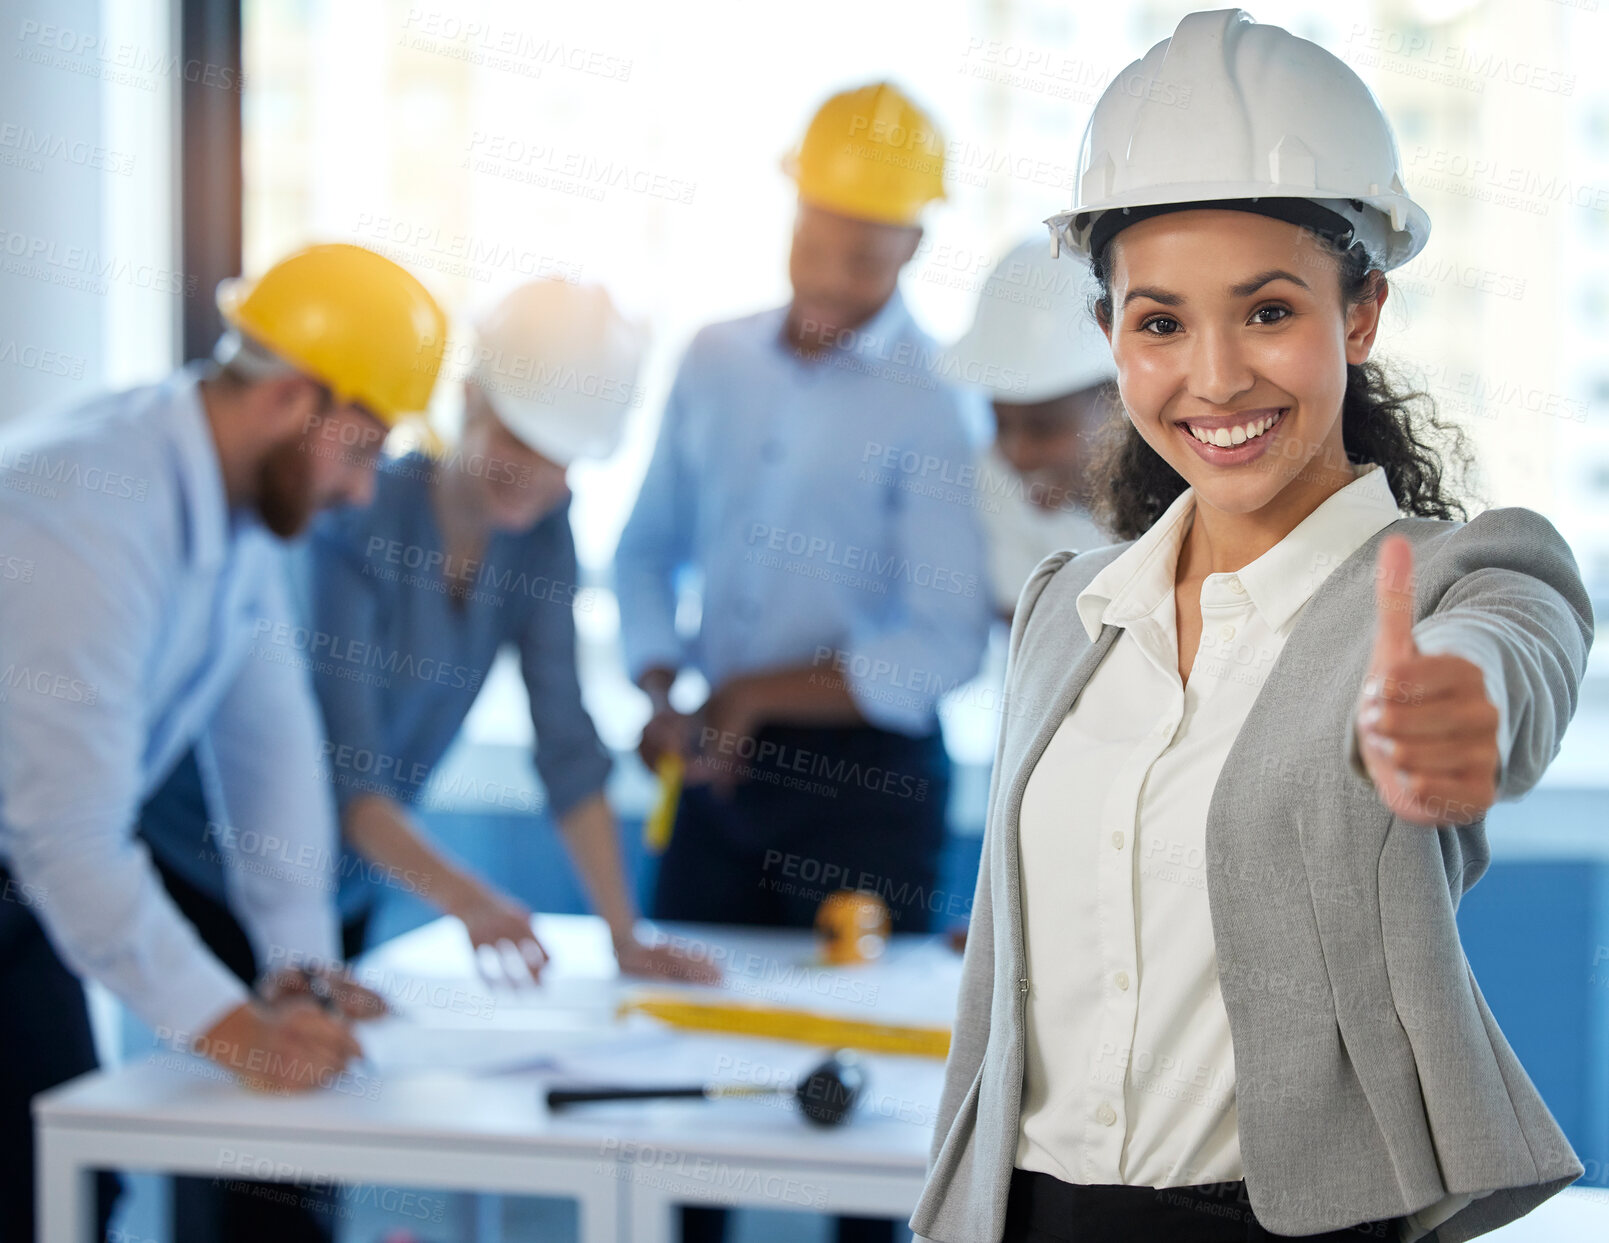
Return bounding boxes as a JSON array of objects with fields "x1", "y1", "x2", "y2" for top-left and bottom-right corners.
[
  {"x1": 215, "y1": 243, "x2": 448, "y2": 425},
  {"x1": 783, "y1": 82, "x2": 947, "y2": 227}
]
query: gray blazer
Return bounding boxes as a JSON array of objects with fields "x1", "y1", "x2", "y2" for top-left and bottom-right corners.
[{"x1": 910, "y1": 506, "x2": 1595, "y2": 1243}]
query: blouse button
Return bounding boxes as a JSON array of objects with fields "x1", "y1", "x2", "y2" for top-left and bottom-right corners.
[
  {"x1": 1111, "y1": 831, "x2": 1124, "y2": 850},
  {"x1": 1096, "y1": 1102, "x2": 1117, "y2": 1126},
  {"x1": 1114, "y1": 970, "x2": 1130, "y2": 991},
  {"x1": 1229, "y1": 577, "x2": 1246, "y2": 594},
  {"x1": 1218, "y1": 622, "x2": 1236, "y2": 641}
]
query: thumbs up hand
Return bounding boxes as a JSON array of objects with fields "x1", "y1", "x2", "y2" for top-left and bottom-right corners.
[{"x1": 1355, "y1": 535, "x2": 1501, "y2": 827}]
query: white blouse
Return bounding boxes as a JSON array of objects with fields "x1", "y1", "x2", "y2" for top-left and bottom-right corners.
[{"x1": 1014, "y1": 462, "x2": 1406, "y2": 1189}]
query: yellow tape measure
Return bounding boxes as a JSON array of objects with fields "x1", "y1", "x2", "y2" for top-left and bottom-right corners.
[{"x1": 620, "y1": 991, "x2": 951, "y2": 1059}]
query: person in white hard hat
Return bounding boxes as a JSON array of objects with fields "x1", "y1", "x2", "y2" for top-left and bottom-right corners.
[
  {"x1": 141, "y1": 279, "x2": 719, "y2": 995},
  {"x1": 947, "y1": 236, "x2": 1119, "y2": 617},
  {"x1": 306, "y1": 280, "x2": 719, "y2": 985},
  {"x1": 914, "y1": 10, "x2": 1590, "y2": 1243}
]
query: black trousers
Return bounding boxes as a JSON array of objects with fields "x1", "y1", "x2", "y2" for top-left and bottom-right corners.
[
  {"x1": 1002, "y1": 1168, "x2": 1404, "y2": 1243},
  {"x1": 150, "y1": 855, "x2": 371, "y2": 1243},
  {"x1": 0, "y1": 867, "x2": 122, "y2": 1243},
  {"x1": 652, "y1": 722, "x2": 950, "y2": 1243}
]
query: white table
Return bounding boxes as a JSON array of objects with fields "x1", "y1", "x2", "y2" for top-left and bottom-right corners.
[
  {"x1": 35, "y1": 915, "x2": 955, "y2": 1243},
  {"x1": 39, "y1": 915, "x2": 1608, "y2": 1242}
]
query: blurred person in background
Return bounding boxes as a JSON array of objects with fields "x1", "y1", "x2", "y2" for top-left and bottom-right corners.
[
  {"x1": 143, "y1": 278, "x2": 720, "y2": 992},
  {"x1": 301, "y1": 278, "x2": 718, "y2": 986},
  {"x1": 0, "y1": 243, "x2": 426, "y2": 1243},
  {"x1": 947, "y1": 236, "x2": 1118, "y2": 619},
  {"x1": 615, "y1": 80, "x2": 992, "y2": 1243},
  {"x1": 137, "y1": 275, "x2": 718, "y2": 1240}
]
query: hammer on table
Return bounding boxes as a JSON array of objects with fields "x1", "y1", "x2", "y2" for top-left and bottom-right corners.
[{"x1": 545, "y1": 1050, "x2": 867, "y2": 1127}]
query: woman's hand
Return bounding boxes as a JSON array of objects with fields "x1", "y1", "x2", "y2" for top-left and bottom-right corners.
[
  {"x1": 445, "y1": 878, "x2": 550, "y2": 984},
  {"x1": 1355, "y1": 534, "x2": 1502, "y2": 828}
]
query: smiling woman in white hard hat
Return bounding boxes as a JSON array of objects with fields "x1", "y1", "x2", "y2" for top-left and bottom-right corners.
[{"x1": 912, "y1": 10, "x2": 1591, "y2": 1243}]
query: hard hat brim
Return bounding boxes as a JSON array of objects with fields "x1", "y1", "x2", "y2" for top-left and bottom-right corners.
[{"x1": 1049, "y1": 186, "x2": 1429, "y2": 271}]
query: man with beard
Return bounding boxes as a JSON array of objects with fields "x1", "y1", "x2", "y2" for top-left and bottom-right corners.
[{"x1": 0, "y1": 243, "x2": 444, "y2": 1243}]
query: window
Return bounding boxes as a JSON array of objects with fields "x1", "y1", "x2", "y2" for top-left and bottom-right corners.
[{"x1": 243, "y1": 0, "x2": 1609, "y2": 782}]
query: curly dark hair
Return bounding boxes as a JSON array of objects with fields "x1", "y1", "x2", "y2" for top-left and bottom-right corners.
[{"x1": 1081, "y1": 228, "x2": 1479, "y2": 541}]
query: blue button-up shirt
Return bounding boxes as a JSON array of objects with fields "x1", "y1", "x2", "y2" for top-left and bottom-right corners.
[
  {"x1": 0, "y1": 367, "x2": 339, "y2": 1037},
  {"x1": 307, "y1": 453, "x2": 612, "y2": 828},
  {"x1": 615, "y1": 290, "x2": 991, "y2": 734}
]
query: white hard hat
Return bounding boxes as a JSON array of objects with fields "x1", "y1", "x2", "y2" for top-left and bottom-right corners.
[
  {"x1": 946, "y1": 237, "x2": 1115, "y2": 403},
  {"x1": 1045, "y1": 9, "x2": 1430, "y2": 272},
  {"x1": 470, "y1": 280, "x2": 648, "y2": 466}
]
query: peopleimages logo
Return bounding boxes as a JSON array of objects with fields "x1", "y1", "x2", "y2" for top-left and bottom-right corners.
[
  {"x1": 0, "y1": 444, "x2": 148, "y2": 499},
  {"x1": 250, "y1": 619, "x2": 483, "y2": 691},
  {"x1": 0, "y1": 227, "x2": 196, "y2": 296},
  {"x1": 744, "y1": 523, "x2": 978, "y2": 598},
  {"x1": 0, "y1": 663, "x2": 97, "y2": 705}
]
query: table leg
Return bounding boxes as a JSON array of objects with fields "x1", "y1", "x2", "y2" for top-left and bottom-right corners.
[
  {"x1": 473, "y1": 1192, "x2": 502, "y2": 1242},
  {"x1": 35, "y1": 1127, "x2": 95, "y2": 1243},
  {"x1": 450, "y1": 1191, "x2": 504, "y2": 1241},
  {"x1": 621, "y1": 1177, "x2": 680, "y2": 1243}
]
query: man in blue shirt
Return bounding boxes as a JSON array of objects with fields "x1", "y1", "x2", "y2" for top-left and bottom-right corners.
[
  {"x1": 615, "y1": 83, "x2": 991, "y2": 1243},
  {"x1": 0, "y1": 244, "x2": 444, "y2": 1243}
]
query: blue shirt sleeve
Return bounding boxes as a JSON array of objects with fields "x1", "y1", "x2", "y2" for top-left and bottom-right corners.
[
  {"x1": 307, "y1": 510, "x2": 398, "y2": 814},
  {"x1": 614, "y1": 347, "x2": 697, "y2": 682},
  {"x1": 0, "y1": 521, "x2": 246, "y2": 1037},
  {"x1": 518, "y1": 505, "x2": 612, "y2": 819}
]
